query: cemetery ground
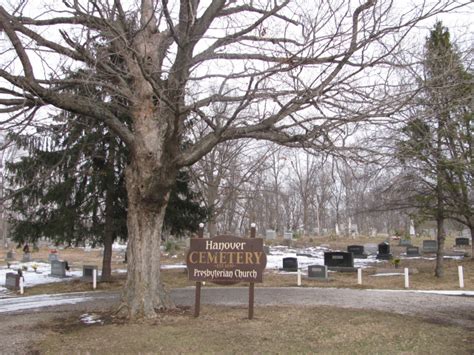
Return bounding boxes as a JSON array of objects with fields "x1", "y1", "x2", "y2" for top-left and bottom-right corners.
[{"x1": 1, "y1": 235, "x2": 473, "y2": 353}]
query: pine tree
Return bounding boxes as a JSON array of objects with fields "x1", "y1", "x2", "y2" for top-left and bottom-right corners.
[
  {"x1": 7, "y1": 117, "x2": 208, "y2": 281},
  {"x1": 398, "y1": 22, "x2": 473, "y2": 274}
]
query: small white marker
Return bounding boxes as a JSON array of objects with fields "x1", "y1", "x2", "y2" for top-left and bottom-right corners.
[
  {"x1": 93, "y1": 269, "x2": 97, "y2": 290},
  {"x1": 458, "y1": 266, "x2": 464, "y2": 289},
  {"x1": 404, "y1": 268, "x2": 409, "y2": 289}
]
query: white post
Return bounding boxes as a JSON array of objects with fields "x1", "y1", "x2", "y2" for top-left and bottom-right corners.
[
  {"x1": 297, "y1": 269, "x2": 301, "y2": 286},
  {"x1": 458, "y1": 266, "x2": 464, "y2": 289},
  {"x1": 92, "y1": 269, "x2": 97, "y2": 290},
  {"x1": 357, "y1": 268, "x2": 362, "y2": 285},
  {"x1": 404, "y1": 268, "x2": 409, "y2": 289},
  {"x1": 19, "y1": 277, "x2": 24, "y2": 295}
]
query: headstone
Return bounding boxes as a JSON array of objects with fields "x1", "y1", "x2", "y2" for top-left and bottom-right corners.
[
  {"x1": 82, "y1": 265, "x2": 98, "y2": 280},
  {"x1": 50, "y1": 260, "x2": 67, "y2": 277},
  {"x1": 5, "y1": 251, "x2": 14, "y2": 261},
  {"x1": 282, "y1": 257, "x2": 298, "y2": 272},
  {"x1": 324, "y1": 252, "x2": 354, "y2": 268},
  {"x1": 48, "y1": 253, "x2": 59, "y2": 262},
  {"x1": 376, "y1": 242, "x2": 392, "y2": 260},
  {"x1": 5, "y1": 272, "x2": 20, "y2": 291},
  {"x1": 406, "y1": 246, "x2": 420, "y2": 257},
  {"x1": 364, "y1": 243, "x2": 378, "y2": 255},
  {"x1": 22, "y1": 253, "x2": 31, "y2": 262},
  {"x1": 283, "y1": 232, "x2": 293, "y2": 240},
  {"x1": 263, "y1": 245, "x2": 270, "y2": 255},
  {"x1": 307, "y1": 265, "x2": 328, "y2": 279},
  {"x1": 399, "y1": 239, "x2": 412, "y2": 247},
  {"x1": 461, "y1": 229, "x2": 470, "y2": 238},
  {"x1": 347, "y1": 245, "x2": 366, "y2": 259},
  {"x1": 265, "y1": 229, "x2": 276, "y2": 240},
  {"x1": 422, "y1": 240, "x2": 438, "y2": 253},
  {"x1": 350, "y1": 223, "x2": 359, "y2": 236},
  {"x1": 455, "y1": 237, "x2": 470, "y2": 246},
  {"x1": 409, "y1": 219, "x2": 416, "y2": 236}
]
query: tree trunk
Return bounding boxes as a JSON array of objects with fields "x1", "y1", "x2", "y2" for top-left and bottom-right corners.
[
  {"x1": 101, "y1": 228, "x2": 113, "y2": 282},
  {"x1": 118, "y1": 158, "x2": 176, "y2": 319},
  {"x1": 435, "y1": 216, "x2": 446, "y2": 277},
  {"x1": 471, "y1": 226, "x2": 474, "y2": 260},
  {"x1": 101, "y1": 139, "x2": 118, "y2": 282}
]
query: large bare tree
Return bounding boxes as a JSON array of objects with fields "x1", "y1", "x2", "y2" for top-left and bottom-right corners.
[{"x1": 0, "y1": 0, "x2": 467, "y2": 318}]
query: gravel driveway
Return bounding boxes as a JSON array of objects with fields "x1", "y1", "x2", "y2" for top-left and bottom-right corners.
[{"x1": 0, "y1": 287, "x2": 472, "y2": 353}]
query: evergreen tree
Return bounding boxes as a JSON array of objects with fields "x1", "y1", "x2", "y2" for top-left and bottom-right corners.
[
  {"x1": 398, "y1": 22, "x2": 473, "y2": 274},
  {"x1": 7, "y1": 117, "x2": 208, "y2": 280}
]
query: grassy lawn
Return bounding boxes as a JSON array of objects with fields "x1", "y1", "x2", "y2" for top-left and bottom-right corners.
[{"x1": 35, "y1": 305, "x2": 473, "y2": 354}]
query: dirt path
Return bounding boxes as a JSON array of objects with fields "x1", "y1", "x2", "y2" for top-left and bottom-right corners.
[{"x1": 0, "y1": 287, "x2": 472, "y2": 354}]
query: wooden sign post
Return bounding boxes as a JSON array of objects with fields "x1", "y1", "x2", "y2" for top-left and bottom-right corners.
[
  {"x1": 248, "y1": 223, "x2": 256, "y2": 319},
  {"x1": 194, "y1": 223, "x2": 204, "y2": 317},
  {"x1": 187, "y1": 223, "x2": 266, "y2": 319}
]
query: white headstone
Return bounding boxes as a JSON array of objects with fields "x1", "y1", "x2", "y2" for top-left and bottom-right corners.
[
  {"x1": 409, "y1": 220, "x2": 415, "y2": 236},
  {"x1": 283, "y1": 232, "x2": 292, "y2": 240},
  {"x1": 265, "y1": 229, "x2": 276, "y2": 240}
]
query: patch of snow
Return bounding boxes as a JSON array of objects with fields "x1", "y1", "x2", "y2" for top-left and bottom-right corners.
[
  {"x1": 0, "y1": 261, "x2": 83, "y2": 296},
  {"x1": 161, "y1": 264, "x2": 186, "y2": 270},
  {"x1": 80, "y1": 313, "x2": 104, "y2": 325}
]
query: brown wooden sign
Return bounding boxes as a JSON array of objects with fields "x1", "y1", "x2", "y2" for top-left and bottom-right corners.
[{"x1": 186, "y1": 234, "x2": 267, "y2": 283}]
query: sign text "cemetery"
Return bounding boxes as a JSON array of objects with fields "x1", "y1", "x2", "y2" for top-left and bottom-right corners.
[{"x1": 186, "y1": 235, "x2": 267, "y2": 283}]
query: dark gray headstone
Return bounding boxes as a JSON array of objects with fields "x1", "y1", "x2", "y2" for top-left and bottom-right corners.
[
  {"x1": 82, "y1": 265, "x2": 98, "y2": 280},
  {"x1": 399, "y1": 239, "x2": 412, "y2": 246},
  {"x1": 347, "y1": 245, "x2": 366, "y2": 258},
  {"x1": 5, "y1": 251, "x2": 14, "y2": 261},
  {"x1": 324, "y1": 252, "x2": 354, "y2": 267},
  {"x1": 51, "y1": 260, "x2": 67, "y2": 277},
  {"x1": 406, "y1": 246, "x2": 420, "y2": 256},
  {"x1": 455, "y1": 237, "x2": 470, "y2": 246},
  {"x1": 282, "y1": 257, "x2": 298, "y2": 271},
  {"x1": 376, "y1": 242, "x2": 392, "y2": 260},
  {"x1": 48, "y1": 253, "x2": 59, "y2": 262},
  {"x1": 22, "y1": 253, "x2": 31, "y2": 262},
  {"x1": 307, "y1": 265, "x2": 328, "y2": 279},
  {"x1": 263, "y1": 245, "x2": 270, "y2": 255},
  {"x1": 422, "y1": 240, "x2": 438, "y2": 253},
  {"x1": 5, "y1": 272, "x2": 20, "y2": 290},
  {"x1": 364, "y1": 243, "x2": 378, "y2": 255}
]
